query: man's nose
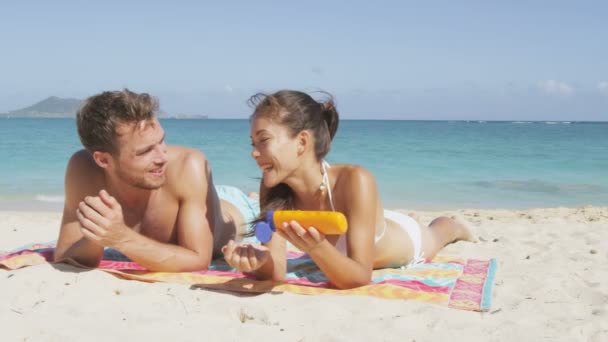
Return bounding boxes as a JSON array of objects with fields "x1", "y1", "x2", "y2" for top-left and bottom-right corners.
[{"x1": 154, "y1": 145, "x2": 168, "y2": 163}]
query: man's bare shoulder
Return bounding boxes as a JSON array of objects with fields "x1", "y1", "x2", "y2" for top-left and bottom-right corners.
[
  {"x1": 167, "y1": 145, "x2": 209, "y2": 172},
  {"x1": 67, "y1": 149, "x2": 94, "y2": 165},
  {"x1": 65, "y1": 150, "x2": 105, "y2": 199},
  {"x1": 165, "y1": 146, "x2": 210, "y2": 192},
  {"x1": 66, "y1": 150, "x2": 103, "y2": 178}
]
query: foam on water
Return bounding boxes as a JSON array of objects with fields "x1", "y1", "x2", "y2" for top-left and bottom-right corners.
[{"x1": 34, "y1": 194, "x2": 65, "y2": 203}]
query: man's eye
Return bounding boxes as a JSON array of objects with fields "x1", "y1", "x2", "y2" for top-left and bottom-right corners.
[{"x1": 137, "y1": 149, "x2": 152, "y2": 156}]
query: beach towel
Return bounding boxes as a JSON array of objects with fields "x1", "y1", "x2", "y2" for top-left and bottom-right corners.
[{"x1": 1, "y1": 243, "x2": 496, "y2": 312}]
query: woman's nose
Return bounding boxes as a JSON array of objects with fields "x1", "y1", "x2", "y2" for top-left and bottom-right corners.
[{"x1": 251, "y1": 147, "x2": 260, "y2": 159}]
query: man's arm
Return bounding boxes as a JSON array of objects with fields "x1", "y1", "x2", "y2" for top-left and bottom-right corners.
[
  {"x1": 251, "y1": 183, "x2": 287, "y2": 280},
  {"x1": 54, "y1": 150, "x2": 105, "y2": 266},
  {"x1": 77, "y1": 150, "x2": 215, "y2": 272}
]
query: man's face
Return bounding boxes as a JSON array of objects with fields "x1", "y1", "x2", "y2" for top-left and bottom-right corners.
[{"x1": 112, "y1": 117, "x2": 168, "y2": 189}]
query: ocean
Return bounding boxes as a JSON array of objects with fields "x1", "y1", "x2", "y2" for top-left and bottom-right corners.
[{"x1": 0, "y1": 118, "x2": 606, "y2": 210}]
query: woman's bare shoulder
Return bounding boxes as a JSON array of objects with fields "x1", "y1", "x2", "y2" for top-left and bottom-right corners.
[{"x1": 334, "y1": 164, "x2": 376, "y2": 186}]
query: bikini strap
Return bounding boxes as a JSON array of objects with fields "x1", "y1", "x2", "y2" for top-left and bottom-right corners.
[{"x1": 321, "y1": 160, "x2": 336, "y2": 211}]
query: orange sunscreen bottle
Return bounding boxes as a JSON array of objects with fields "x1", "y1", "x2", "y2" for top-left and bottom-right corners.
[{"x1": 254, "y1": 210, "x2": 348, "y2": 243}]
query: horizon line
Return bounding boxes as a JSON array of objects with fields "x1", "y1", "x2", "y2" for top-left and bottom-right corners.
[{"x1": 2, "y1": 115, "x2": 606, "y2": 123}]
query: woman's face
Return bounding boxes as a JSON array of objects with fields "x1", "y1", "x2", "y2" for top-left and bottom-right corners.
[{"x1": 250, "y1": 116, "x2": 300, "y2": 188}]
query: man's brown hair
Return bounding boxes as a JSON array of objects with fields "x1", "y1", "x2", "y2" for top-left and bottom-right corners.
[{"x1": 76, "y1": 89, "x2": 158, "y2": 154}]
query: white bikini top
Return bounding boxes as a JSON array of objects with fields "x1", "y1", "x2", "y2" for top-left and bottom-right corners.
[
  {"x1": 321, "y1": 161, "x2": 386, "y2": 255},
  {"x1": 321, "y1": 160, "x2": 335, "y2": 211},
  {"x1": 322, "y1": 161, "x2": 425, "y2": 267}
]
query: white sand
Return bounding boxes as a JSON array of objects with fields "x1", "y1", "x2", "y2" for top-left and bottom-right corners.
[{"x1": 1, "y1": 207, "x2": 607, "y2": 341}]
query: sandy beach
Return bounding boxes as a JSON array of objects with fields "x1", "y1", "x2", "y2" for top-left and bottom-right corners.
[{"x1": 1, "y1": 207, "x2": 607, "y2": 341}]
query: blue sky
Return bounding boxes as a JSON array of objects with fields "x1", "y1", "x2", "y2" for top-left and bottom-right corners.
[{"x1": 1, "y1": 1, "x2": 606, "y2": 120}]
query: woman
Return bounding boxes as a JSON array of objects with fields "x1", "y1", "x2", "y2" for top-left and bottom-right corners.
[{"x1": 222, "y1": 90, "x2": 475, "y2": 289}]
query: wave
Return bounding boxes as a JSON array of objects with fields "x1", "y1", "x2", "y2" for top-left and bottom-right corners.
[
  {"x1": 545, "y1": 121, "x2": 572, "y2": 125},
  {"x1": 34, "y1": 194, "x2": 65, "y2": 203},
  {"x1": 472, "y1": 180, "x2": 607, "y2": 194}
]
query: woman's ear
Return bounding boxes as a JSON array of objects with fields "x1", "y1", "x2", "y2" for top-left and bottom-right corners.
[
  {"x1": 297, "y1": 130, "x2": 311, "y2": 155},
  {"x1": 92, "y1": 151, "x2": 112, "y2": 169}
]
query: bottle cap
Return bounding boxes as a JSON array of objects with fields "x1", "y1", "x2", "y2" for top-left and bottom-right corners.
[
  {"x1": 266, "y1": 210, "x2": 276, "y2": 230},
  {"x1": 254, "y1": 210, "x2": 277, "y2": 243},
  {"x1": 254, "y1": 222, "x2": 273, "y2": 243}
]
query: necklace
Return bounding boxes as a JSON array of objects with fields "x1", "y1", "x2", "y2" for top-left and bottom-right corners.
[
  {"x1": 319, "y1": 160, "x2": 330, "y2": 196},
  {"x1": 319, "y1": 177, "x2": 327, "y2": 194}
]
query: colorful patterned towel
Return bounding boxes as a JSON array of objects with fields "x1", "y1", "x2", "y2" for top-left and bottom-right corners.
[{"x1": 1, "y1": 243, "x2": 496, "y2": 312}]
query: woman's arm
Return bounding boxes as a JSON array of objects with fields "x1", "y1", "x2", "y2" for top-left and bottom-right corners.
[
  {"x1": 282, "y1": 166, "x2": 379, "y2": 289},
  {"x1": 252, "y1": 233, "x2": 287, "y2": 281},
  {"x1": 223, "y1": 183, "x2": 288, "y2": 280}
]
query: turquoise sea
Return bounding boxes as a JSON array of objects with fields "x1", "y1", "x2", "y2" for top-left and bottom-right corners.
[{"x1": 0, "y1": 118, "x2": 606, "y2": 211}]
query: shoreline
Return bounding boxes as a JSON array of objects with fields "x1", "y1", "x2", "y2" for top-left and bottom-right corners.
[
  {"x1": 0, "y1": 200, "x2": 64, "y2": 213},
  {"x1": 2, "y1": 196, "x2": 607, "y2": 214}
]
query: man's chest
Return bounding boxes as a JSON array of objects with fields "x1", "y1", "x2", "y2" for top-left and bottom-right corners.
[{"x1": 124, "y1": 201, "x2": 180, "y2": 243}]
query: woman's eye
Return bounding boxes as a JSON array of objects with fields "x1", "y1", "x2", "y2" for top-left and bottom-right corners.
[{"x1": 251, "y1": 137, "x2": 270, "y2": 147}]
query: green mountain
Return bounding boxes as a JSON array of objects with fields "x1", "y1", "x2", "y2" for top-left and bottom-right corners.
[
  {"x1": 0, "y1": 96, "x2": 209, "y2": 119},
  {"x1": 2, "y1": 96, "x2": 82, "y2": 118}
]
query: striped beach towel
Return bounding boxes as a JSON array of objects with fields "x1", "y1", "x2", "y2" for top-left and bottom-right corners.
[{"x1": 1, "y1": 243, "x2": 496, "y2": 311}]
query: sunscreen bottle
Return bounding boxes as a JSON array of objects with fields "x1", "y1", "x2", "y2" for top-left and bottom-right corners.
[{"x1": 254, "y1": 210, "x2": 348, "y2": 243}]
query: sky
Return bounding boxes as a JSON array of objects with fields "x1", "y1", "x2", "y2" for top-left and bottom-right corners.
[{"x1": 0, "y1": 1, "x2": 606, "y2": 120}]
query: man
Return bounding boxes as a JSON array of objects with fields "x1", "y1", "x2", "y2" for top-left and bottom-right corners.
[{"x1": 54, "y1": 89, "x2": 249, "y2": 271}]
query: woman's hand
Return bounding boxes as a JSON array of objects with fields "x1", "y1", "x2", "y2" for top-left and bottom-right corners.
[
  {"x1": 221, "y1": 240, "x2": 270, "y2": 272},
  {"x1": 278, "y1": 220, "x2": 326, "y2": 253}
]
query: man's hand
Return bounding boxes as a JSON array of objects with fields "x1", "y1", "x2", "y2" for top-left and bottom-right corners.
[
  {"x1": 76, "y1": 189, "x2": 131, "y2": 248},
  {"x1": 222, "y1": 240, "x2": 270, "y2": 272}
]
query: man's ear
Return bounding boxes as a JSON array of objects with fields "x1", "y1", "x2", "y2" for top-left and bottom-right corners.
[
  {"x1": 297, "y1": 130, "x2": 311, "y2": 155},
  {"x1": 92, "y1": 151, "x2": 112, "y2": 169}
]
